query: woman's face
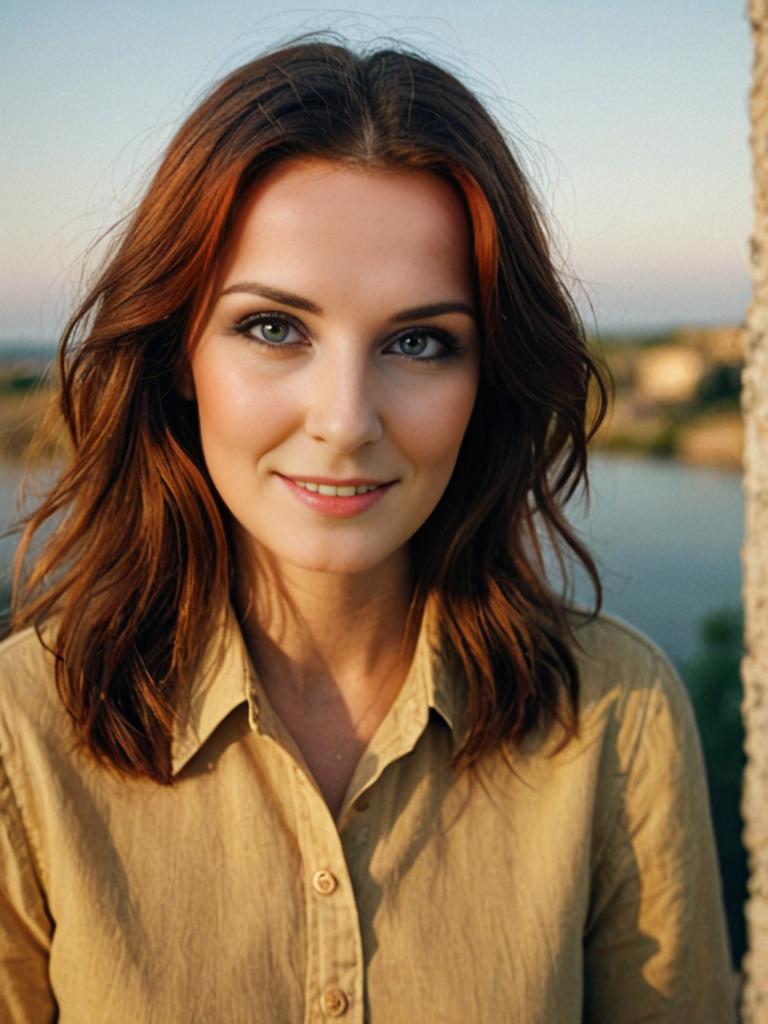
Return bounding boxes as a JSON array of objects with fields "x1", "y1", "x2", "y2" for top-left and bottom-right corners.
[{"x1": 189, "y1": 158, "x2": 480, "y2": 578}]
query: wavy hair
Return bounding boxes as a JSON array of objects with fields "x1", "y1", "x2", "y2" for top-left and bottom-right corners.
[{"x1": 12, "y1": 39, "x2": 608, "y2": 782}]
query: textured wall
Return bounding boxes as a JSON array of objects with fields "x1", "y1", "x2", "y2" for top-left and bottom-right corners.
[{"x1": 744, "y1": 1, "x2": 768, "y2": 1017}]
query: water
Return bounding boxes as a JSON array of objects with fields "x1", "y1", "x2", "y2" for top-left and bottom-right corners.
[
  {"x1": 0, "y1": 454, "x2": 744, "y2": 665},
  {"x1": 569, "y1": 454, "x2": 743, "y2": 666},
  {"x1": 0, "y1": 463, "x2": 58, "y2": 587}
]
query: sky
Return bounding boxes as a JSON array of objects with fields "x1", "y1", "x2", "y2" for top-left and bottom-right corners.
[{"x1": 1, "y1": 0, "x2": 753, "y2": 339}]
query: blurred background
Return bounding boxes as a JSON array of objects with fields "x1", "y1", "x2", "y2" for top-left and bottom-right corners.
[{"x1": 0, "y1": 0, "x2": 751, "y2": 962}]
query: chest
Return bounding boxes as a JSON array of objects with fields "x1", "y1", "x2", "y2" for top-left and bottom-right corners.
[
  {"x1": 263, "y1": 690, "x2": 400, "y2": 821},
  {"x1": 40, "y1": 722, "x2": 595, "y2": 1024},
  {"x1": 290, "y1": 731, "x2": 366, "y2": 821}
]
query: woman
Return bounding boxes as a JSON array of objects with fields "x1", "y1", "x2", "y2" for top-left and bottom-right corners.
[{"x1": 1, "y1": 39, "x2": 734, "y2": 1022}]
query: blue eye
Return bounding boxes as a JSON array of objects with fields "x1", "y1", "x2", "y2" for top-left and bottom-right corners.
[
  {"x1": 396, "y1": 334, "x2": 430, "y2": 356},
  {"x1": 388, "y1": 330, "x2": 460, "y2": 361},
  {"x1": 258, "y1": 320, "x2": 294, "y2": 343},
  {"x1": 233, "y1": 313, "x2": 303, "y2": 346}
]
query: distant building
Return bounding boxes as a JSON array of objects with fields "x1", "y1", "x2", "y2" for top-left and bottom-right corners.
[
  {"x1": 634, "y1": 345, "x2": 707, "y2": 404},
  {"x1": 676, "y1": 325, "x2": 745, "y2": 363}
]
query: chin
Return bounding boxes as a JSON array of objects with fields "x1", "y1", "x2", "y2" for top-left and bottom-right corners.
[{"x1": 267, "y1": 534, "x2": 404, "y2": 577}]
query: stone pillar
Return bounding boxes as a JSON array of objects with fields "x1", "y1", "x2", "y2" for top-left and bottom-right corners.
[{"x1": 743, "y1": 1, "x2": 768, "y2": 1017}]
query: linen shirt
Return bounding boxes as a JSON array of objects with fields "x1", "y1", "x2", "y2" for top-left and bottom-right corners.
[{"x1": 0, "y1": 606, "x2": 736, "y2": 1023}]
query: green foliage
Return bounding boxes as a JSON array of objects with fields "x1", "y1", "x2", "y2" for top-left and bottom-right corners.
[
  {"x1": 0, "y1": 372, "x2": 45, "y2": 394},
  {"x1": 695, "y1": 364, "x2": 742, "y2": 412},
  {"x1": 596, "y1": 432, "x2": 655, "y2": 454},
  {"x1": 635, "y1": 329, "x2": 677, "y2": 348},
  {"x1": 587, "y1": 329, "x2": 677, "y2": 352},
  {"x1": 681, "y1": 605, "x2": 746, "y2": 966},
  {"x1": 647, "y1": 421, "x2": 680, "y2": 457}
]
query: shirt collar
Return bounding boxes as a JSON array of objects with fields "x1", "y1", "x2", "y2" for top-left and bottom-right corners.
[
  {"x1": 171, "y1": 604, "x2": 254, "y2": 775},
  {"x1": 171, "y1": 598, "x2": 466, "y2": 776},
  {"x1": 413, "y1": 598, "x2": 466, "y2": 750}
]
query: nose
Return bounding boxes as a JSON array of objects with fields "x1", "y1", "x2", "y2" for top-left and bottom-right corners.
[{"x1": 303, "y1": 344, "x2": 383, "y2": 453}]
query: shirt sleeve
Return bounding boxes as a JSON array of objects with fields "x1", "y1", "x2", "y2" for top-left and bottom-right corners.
[
  {"x1": 0, "y1": 746, "x2": 56, "y2": 1023},
  {"x1": 582, "y1": 650, "x2": 738, "y2": 1023}
]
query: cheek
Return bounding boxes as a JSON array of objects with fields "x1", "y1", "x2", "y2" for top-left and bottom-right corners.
[
  {"x1": 192, "y1": 356, "x2": 288, "y2": 455},
  {"x1": 395, "y1": 373, "x2": 478, "y2": 478}
]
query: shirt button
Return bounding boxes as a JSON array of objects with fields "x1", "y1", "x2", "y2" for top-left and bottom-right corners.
[
  {"x1": 354, "y1": 795, "x2": 370, "y2": 812},
  {"x1": 312, "y1": 869, "x2": 338, "y2": 896},
  {"x1": 320, "y1": 987, "x2": 349, "y2": 1016},
  {"x1": 356, "y1": 826, "x2": 370, "y2": 847}
]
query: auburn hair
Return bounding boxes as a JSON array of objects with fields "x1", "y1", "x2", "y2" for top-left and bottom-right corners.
[{"x1": 12, "y1": 39, "x2": 608, "y2": 782}]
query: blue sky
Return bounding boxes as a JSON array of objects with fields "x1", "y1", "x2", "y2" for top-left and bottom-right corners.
[{"x1": 2, "y1": 0, "x2": 753, "y2": 338}]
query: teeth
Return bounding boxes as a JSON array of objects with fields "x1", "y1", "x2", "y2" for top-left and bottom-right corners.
[{"x1": 293, "y1": 480, "x2": 380, "y2": 496}]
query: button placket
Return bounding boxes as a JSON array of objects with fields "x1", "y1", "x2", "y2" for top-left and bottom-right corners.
[{"x1": 290, "y1": 764, "x2": 364, "y2": 1023}]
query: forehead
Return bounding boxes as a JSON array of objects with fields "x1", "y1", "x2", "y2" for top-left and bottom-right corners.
[{"x1": 220, "y1": 159, "x2": 474, "y2": 304}]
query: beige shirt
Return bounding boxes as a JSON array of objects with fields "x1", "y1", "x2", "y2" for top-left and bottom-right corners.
[{"x1": 0, "y1": 607, "x2": 735, "y2": 1023}]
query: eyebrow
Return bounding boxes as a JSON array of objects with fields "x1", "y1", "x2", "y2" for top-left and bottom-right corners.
[{"x1": 219, "y1": 281, "x2": 476, "y2": 323}]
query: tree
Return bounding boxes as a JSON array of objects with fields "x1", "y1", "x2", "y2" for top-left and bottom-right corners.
[{"x1": 683, "y1": 608, "x2": 747, "y2": 965}]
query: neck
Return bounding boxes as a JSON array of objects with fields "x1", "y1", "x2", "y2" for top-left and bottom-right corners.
[{"x1": 234, "y1": 540, "x2": 415, "y2": 710}]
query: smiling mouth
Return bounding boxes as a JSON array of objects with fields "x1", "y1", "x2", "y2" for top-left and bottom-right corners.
[{"x1": 277, "y1": 474, "x2": 395, "y2": 516}]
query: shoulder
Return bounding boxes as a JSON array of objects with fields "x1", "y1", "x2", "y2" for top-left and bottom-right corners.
[
  {"x1": 563, "y1": 609, "x2": 701, "y2": 784},
  {"x1": 569, "y1": 608, "x2": 676, "y2": 679},
  {"x1": 0, "y1": 625, "x2": 68, "y2": 755},
  {"x1": 0, "y1": 623, "x2": 59, "y2": 693},
  {"x1": 569, "y1": 608, "x2": 687, "y2": 713}
]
